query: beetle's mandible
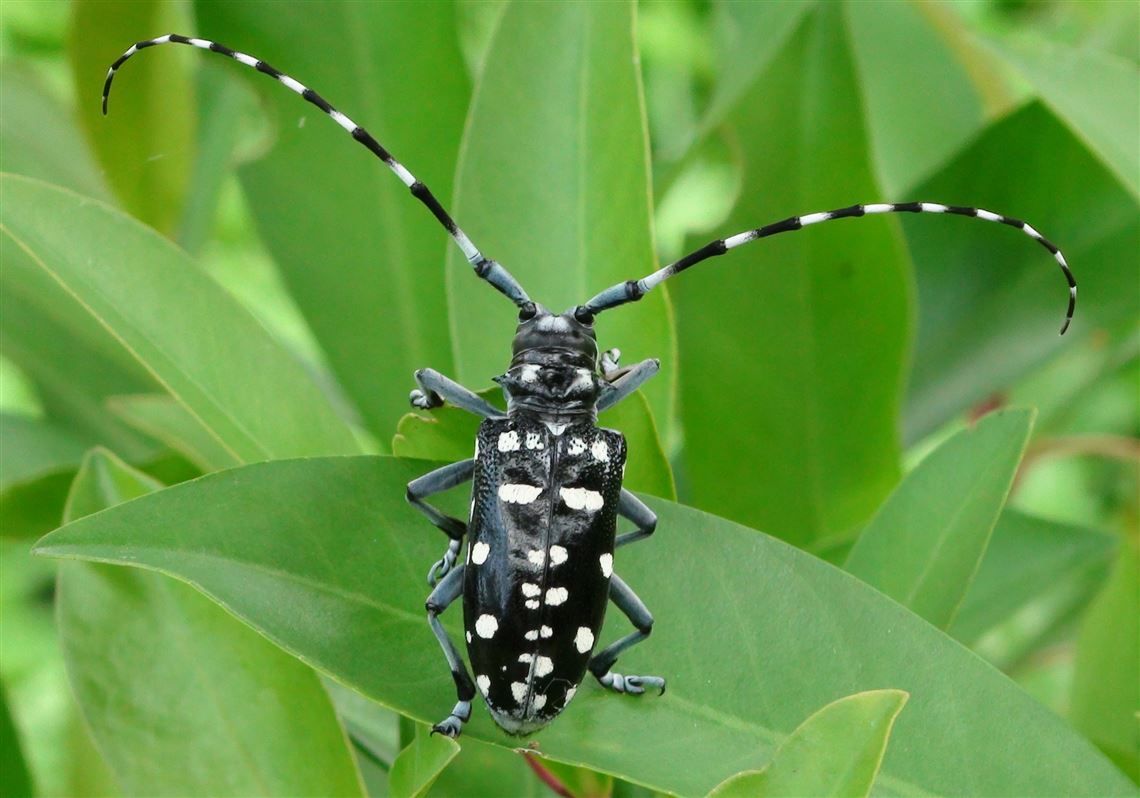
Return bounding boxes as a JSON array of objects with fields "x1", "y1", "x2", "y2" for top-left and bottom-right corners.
[{"x1": 103, "y1": 34, "x2": 1076, "y2": 738}]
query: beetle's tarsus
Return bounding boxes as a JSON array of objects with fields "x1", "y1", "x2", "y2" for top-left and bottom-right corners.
[
  {"x1": 427, "y1": 538, "x2": 462, "y2": 586},
  {"x1": 597, "y1": 671, "x2": 666, "y2": 696},
  {"x1": 410, "y1": 387, "x2": 443, "y2": 410}
]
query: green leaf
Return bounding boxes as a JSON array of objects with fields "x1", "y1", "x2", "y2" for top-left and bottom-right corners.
[
  {"x1": 193, "y1": 1, "x2": 470, "y2": 443},
  {"x1": 0, "y1": 414, "x2": 87, "y2": 489},
  {"x1": 58, "y1": 449, "x2": 364, "y2": 797},
  {"x1": 902, "y1": 102, "x2": 1139, "y2": 442},
  {"x1": 35, "y1": 456, "x2": 1133, "y2": 797},
  {"x1": 388, "y1": 723, "x2": 459, "y2": 798},
  {"x1": 1069, "y1": 539, "x2": 1140, "y2": 782},
  {"x1": 108, "y1": 394, "x2": 240, "y2": 472},
  {"x1": 445, "y1": 1, "x2": 677, "y2": 438},
  {"x1": 393, "y1": 389, "x2": 675, "y2": 499},
  {"x1": 994, "y1": 35, "x2": 1140, "y2": 199},
  {"x1": 845, "y1": 409, "x2": 1034, "y2": 628},
  {"x1": 843, "y1": 2, "x2": 986, "y2": 195},
  {"x1": 68, "y1": 0, "x2": 195, "y2": 234},
  {"x1": 949, "y1": 510, "x2": 1118, "y2": 655},
  {"x1": 0, "y1": 174, "x2": 358, "y2": 461},
  {"x1": 0, "y1": 64, "x2": 110, "y2": 200},
  {"x1": 0, "y1": 679, "x2": 33, "y2": 798},
  {"x1": 677, "y1": 5, "x2": 910, "y2": 546},
  {"x1": 706, "y1": 689, "x2": 908, "y2": 798}
]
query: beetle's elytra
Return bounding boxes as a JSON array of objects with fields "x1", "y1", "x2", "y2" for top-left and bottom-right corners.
[{"x1": 104, "y1": 33, "x2": 1075, "y2": 739}]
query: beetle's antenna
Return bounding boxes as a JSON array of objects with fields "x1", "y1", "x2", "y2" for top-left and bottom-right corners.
[
  {"x1": 582, "y1": 202, "x2": 1076, "y2": 334},
  {"x1": 103, "y1": 34, "x2": 531, "y2": 307}
]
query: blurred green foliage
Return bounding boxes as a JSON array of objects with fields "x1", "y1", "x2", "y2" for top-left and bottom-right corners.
[{"x1": 1, "y1": 1, "x2": 1136, "y2": 796}]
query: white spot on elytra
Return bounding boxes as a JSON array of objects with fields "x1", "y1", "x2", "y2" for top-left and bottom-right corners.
[
  {"x1": 471, "y1": 541, "x2": 490, "y2": 565},
  {"x1": 466, "y1": 631, "x2": 472, "y2": 643},
  {"x1": 476, "y1": 675, "x2": 490, "y2": 695},
  {"x1": 600, "y1": 553, "x2": 613, "y2": 578},
  {"x1": 546, "y1": 587, "x2": 569, "y2": 606},
  {"x1": 511, "y1": 682, "x2": 527, "y2": 704},
  {"x1": 533, "y1": 694, "x2": 547, "y2": 710},
  {"x1": 521, "y1": 364, "x2": 540, "y2": 383},
  {"x1": 535, "y1": 656, "x2": 554, "y2": 677},
  {"x1": 540, "y1": 626, "x2": 553, "y2": 638},
  {"x1": 549, "y1": 545, "x2": 568, "y2": 565},
  {"x1": 591, "y1": 440, "x2": 609, "y2": 462},
  {"x1": 564, "y1": 686, "x2": 577, "y2": 704},
  {"x1": 525, "y1": 629, "x2": 539, "y2": 641},
  {"x1": 518, "y1": 653, "x2": 533, "y2": 664},
  {"x1": 568, "y1": 437, "x2": 586, "y2": 455},
  {"x1": 525, "y1": 431, "x2": 543, "y2": 450},
  {"x1": 561, "y1": 487, "x2": 604, "y2": 512},
  {"x1": 521, "y1": 583, "x2": 541, "y2": 598},
  {"x1": 475, "y1": 614, "x2": 498, "y2": 639},
  {"x1": 575, "y1": 627, "x2": 595, "y2": 653},
  {"x1": 499, "y1": 483, "x2": 542, "y2": 504},
  {"x1": 527, "y1": 550, "x2": 545, "y2": 566},
  {"x1": 498, "y1": 430, "x2": 520, "y2": 452},
  {"x1": 525, "y1": 599, "x2": 540, "y2": 610}
]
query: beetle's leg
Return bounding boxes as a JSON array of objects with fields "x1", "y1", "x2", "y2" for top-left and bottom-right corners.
[
  {"x1": 616, "y1": 489, "x2": 656, "y2": 548},
  {"x1": 426, "y1": 565, "x2": 475, "y2": 738},
  {"x1": 588, "y1": 574, "x2": 666, "y2": 696},
  {"x1": 407, "y1": 459, "x2": 475, "y2": 585},
  {"x1": 410, "y1": 367, "x2": 504, "y2": 419},
  {"x1": 596, "y1": 358, "x2": 660, "y2": 412}
]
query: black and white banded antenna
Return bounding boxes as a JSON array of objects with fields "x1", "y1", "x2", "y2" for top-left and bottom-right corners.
[
  {"x1": 102, "y1": 34, "x2": 531, "y2": 307},
  {"x1": 583, "y1": 202, "x2": 1077, "y2": 334}
]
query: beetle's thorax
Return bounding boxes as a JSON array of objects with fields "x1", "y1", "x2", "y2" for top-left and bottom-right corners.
[{"x1": 497, "y1": 305, "x2": 601, "y2": 425}]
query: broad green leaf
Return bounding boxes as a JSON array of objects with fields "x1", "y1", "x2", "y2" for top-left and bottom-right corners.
[
  {"x1": 845, "y1": 409, "x2": 1034, "y2": 628},
  {"x1": 0, "y1": 679, "x2": 32, "y2": 798},
  {"x1": 35, "y1": 456, "x2": 1133, "y2": 797},
  {"x1": 108, "y1": 394, "x2": 240, "y2": 472},
  {"x1": 446, "y1": 1, "x2": 677, "y2": 438},
  {"x1": 69, "y1": 0, "x2": 194, "y2": 234},
  {"x1": 844, "y1": 2, "x2": 986, "y2": 195},
  {"x1": 388, "y1": 723, "x2": 459, "y2": 798},
  {"x1": 1069, "y1": 540, "x2": 1140, "y2": 782},
  {"x1": 678, "y1": 5, "x2": 910, "y2": 546},
  {"x1": 0, "y1": 174, "x2": 358, "y2": 461},
  {"x1": 0, "y1": 64, "x2": 110, "y2": 200},
  {"x1": 0, "y1": 76, "x2": 161, "y2": 459},
  {"x1": 707, "y1": 689, "x2": 908, "y2": 798},
  {"x1": 194, "y1": 1, "x2": 469, "y2": 443},
  {"x1": 59, "y1": 449, "x2": 364, "y2": 797},
  {"x1": 994, "y1": 35, "x2": 1140, "y2": 199},
  {"x1": 950, "y1": 510, "x2": 1117, "y2": 655},
  {"x1": 393, "y1": 389, "x2": 675, "y2": 499},
  {"x1": 902, "y1": 102, "x2": 1139, "y2": 442}
]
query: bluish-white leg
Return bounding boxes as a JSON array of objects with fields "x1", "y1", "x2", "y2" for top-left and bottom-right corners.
[
  {"x1": 588, "y1": 574, "x2": 665, "y2": 695},
  {"x1": 406, "y1": 459, "x2": 474, "y2": 585},
  {"x1": 616, "y1": 489, "x2": 656, "y2": 548},
  {"x1": 410, "y1": 367, "x2": 504, "y2": 419},
  {"x1": 597, "y1": 358, "x2": 660, "y2": 412},
  {"x1": 426, "y1": 566, "x2": 475, "y2": 738}
]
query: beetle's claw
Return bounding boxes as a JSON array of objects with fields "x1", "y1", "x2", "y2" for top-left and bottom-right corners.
[{"x1": 431, "y1": 715, "x2": 464, "y2": 738}]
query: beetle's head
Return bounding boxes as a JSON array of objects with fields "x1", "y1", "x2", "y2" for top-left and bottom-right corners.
[{"x1": 495, "y1": 303, "x2": 600, "y2": 410}]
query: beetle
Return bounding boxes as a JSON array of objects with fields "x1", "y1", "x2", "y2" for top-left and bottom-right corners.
[{"x1": 103, "y1": 34, "x2": 1076, "y2": 739}]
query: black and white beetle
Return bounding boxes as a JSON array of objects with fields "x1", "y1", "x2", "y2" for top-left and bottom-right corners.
[{"x1": 104, "y1": 34, "x2": 1077, "y2": 739}]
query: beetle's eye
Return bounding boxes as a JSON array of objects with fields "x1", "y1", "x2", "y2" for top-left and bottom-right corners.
[
  {"x1": 518, "y1": 303, "x2": 537, "y2": 322},
  {"x1": 573, "y1": 306, "x2": 595, "y2": 325}
]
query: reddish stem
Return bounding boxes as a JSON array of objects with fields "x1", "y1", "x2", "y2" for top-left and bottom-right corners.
[{"x1": 523, "y1": 752, "x2": 574, "y2": 798}]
